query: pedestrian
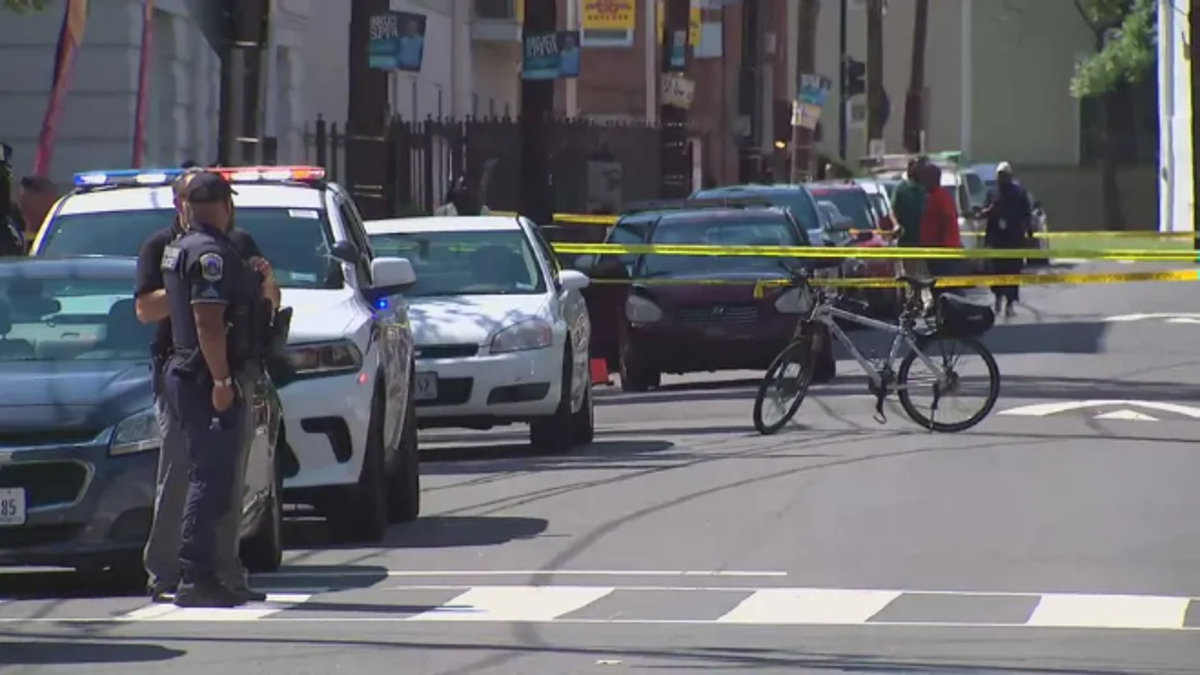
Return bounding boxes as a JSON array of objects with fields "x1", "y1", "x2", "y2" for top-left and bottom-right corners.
[
  {"x1": 889, "y1": 156, "x2": 929, "y2": 277},
  {"x1": 917, "y1": 163, "x2": 962, "y2": 301},
  {"x1": 136, "y1": 169, "x2": 278, "y2": 606},
  {"x1": 980, "y1": 161, "x2": 1033, "y2": 318},
  {"x1": 435, "y1": 175, "x2": 488, "y2": 216},
  {"x1": 14, "y1": 176, "x2": 57, "y2": 254}
]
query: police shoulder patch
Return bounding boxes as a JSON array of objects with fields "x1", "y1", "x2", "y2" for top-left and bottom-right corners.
[{"x1": 199, "y1": 252, "x2": 224, "y2": 281}]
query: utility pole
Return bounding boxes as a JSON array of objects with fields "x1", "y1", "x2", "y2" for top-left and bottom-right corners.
[
  {"x1": 865, "y1": 0, "x2": 884, "y2": 155},
  {"x1": 903, "y1": 0, "x2": 929, "y2": 153},
  {"x1": 345, "y1": 0, "x2": 390, "y2": 217},
  {"x1": 519, "y1": 0, "x2": 557, "y2": 224},
  {"x1": 789, "y1": 0, "x2": 820, "y2": 182},
  {"x1": 660, "y1": 0, "x2": 691, "y2": 198},
  {"x1": 217, "y1": 0, "x2": 271, "y2": 165},
  {"x1": 1190, "y1": 0, "x2": 1198, "y2": 252},
  {"x1": 836, "y1": 0, "x2": 848, "y2": 161}
]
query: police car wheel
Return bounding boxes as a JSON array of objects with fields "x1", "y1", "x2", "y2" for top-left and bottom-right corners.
[
  {"x1": 530, "y1": 348, "x2": 575, "y2": 454},
  {"x1": 387, "y1": 376, "x2": 421, "y2": 523},
  {"x1": 333, "y1": 387, "x2": 389, "y2": 543}
]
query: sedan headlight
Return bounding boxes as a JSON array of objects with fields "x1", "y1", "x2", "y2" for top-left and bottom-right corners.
[
  {"x1": 286, "y1": 339, "x2": 363, "y2": 377},
  {"x1": 490, "y1": 319, "x2": 553, "y2": 354},
  {"x1": 774, "y1": 287, "x2": 814, "y2": 314},
  {"x1": 110, "y1": 408, "x2": 160, "y2": 457},
  {"x1": 624, "y1": 295, "x2": 663, "y2": 323}
]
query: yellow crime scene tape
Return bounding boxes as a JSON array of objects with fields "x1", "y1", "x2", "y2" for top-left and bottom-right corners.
[
  {"x1": 549, "y1": 242, "x2": 1197, "y2": 261},
  {"x1": 584, "y1": 269, "x2": 1200, "y2": 298},
  {"x1": 496, "y1": 210, "x2": 1194, "y2": 238}
]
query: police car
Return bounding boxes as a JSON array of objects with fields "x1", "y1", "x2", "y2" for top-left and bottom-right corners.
[{"x1": 30, "y1": 166, "x2": 422, "y2": 543}]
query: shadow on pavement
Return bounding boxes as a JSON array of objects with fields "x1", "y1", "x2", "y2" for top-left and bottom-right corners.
[
  {"x1": 420, "y1": 438, "x2": 675, "y2": 465},
  {"x1": 0, "y1": 641, "x2": 185, "y2": 665},
  {"x1": 251, "y1": 564, "x2": 392, "y2": 592},
  {"x1": 0, "y1": 569, "x2": 142, "y2": 600},
  {"x1": 0, "y1": 634, "x2": 1157, "y2": 675},
  {"x1": 284, "y1": 515, "x2": 548, "y2": 551}
]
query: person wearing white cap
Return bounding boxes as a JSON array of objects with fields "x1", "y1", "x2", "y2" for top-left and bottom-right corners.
[{"x1": 979, "y1": 161, "x2": 1033, "y2": 318}]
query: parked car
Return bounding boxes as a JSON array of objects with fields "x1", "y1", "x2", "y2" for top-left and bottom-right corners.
[
  {"x1": 810, "y1": 182, "x2": 901, "y2": 317},
  {"x1": 577, "y1": 206, "x2": 839, "y2": 391},
  {"x1": 364, "y1": 215, "x2": 595, "y2": 454},
  {"x1": 0, "y1": 257, "x2": 283, "y2": 583},
  {"x1": 814, "y1": 199, "x2": 902, "y2": 319},
  {"x1": 31, "y1": 166, "x2": 422, "y2": 543},
  {"x1": 853, "y1": 178, "x2": 898, "y2": 232}
]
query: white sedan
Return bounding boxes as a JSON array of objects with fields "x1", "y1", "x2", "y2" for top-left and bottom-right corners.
[{"x1": 364, "y1": 215, "x2": 594, "y2": 454}]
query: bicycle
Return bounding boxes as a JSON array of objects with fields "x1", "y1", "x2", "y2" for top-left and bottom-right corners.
[{"x1": 752, "y1": 264, "x2": 1001, "y2": 435}]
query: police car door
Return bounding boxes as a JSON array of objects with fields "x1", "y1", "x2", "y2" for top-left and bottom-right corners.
[
  {"x1": 526, "y1": 219, "x2": 589, "y2": 407},
  {"x1": 336, "y1": 196, "x2": 409, "y2": 450}
]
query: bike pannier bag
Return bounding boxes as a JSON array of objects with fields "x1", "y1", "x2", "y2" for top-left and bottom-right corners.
[{"x1": 936, "y1": 295, "x2": 995, "y2": 338}]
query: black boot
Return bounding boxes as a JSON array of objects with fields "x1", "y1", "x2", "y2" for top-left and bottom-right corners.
[{"x1": 174, "y1": 577, "x2": 246, "y2": 608}]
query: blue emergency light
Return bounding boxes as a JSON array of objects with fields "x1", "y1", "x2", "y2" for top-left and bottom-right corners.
[{"x1": 72, "y1": 165, "x2": 327, "y2": 189}]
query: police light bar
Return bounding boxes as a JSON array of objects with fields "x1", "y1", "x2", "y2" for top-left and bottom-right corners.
[{"x1": 72, "y1": 165, "x2": 326, "y2": 189}]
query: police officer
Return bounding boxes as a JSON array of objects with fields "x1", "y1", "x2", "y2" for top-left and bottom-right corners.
[
  {"x1": 137, "y1": 170, "x2": 277, "y2": 604},
  {"x1": 160, "y1": 171, "x2": 261, "y2": 608}
]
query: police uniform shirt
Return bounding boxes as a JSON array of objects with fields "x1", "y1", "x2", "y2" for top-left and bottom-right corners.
[{"x1": 136, "y1": 225, "x2": 265, "y2": 356}]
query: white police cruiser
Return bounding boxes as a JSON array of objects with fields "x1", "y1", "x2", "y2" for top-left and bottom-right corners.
[{"x1": 31, "y1": 166, "x2": 422, "y2": 543}]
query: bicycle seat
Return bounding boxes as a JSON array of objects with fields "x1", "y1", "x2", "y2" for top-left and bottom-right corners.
[{"x1": 895, "y1": 274, "x2": 937, "y2": 289}]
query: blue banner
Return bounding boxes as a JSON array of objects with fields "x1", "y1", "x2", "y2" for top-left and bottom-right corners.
[
  {"x1": 522, "y1": 31, "x2": 580, "y2": 80},
  {"x1": 368, "y1": 11, "x2": 426, "y2": 72}
]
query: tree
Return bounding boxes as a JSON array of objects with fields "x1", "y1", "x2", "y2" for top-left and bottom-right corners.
[
  {"x1": 2, "y1": 0, "x2": 48, "y2": 13},
  {"x1": 1069, "y1": 0, "x2": 1157, "y2": 230}
]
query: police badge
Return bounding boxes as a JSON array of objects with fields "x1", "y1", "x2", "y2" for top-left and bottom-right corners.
[{"x1": 199, "y1": 252, "x2": 224, "y2": 281}]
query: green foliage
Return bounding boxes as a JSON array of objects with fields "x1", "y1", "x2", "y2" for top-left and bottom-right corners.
[
  {"x1": 3, "y1": 0, "x2": 48, "y2": 12},
  {"x1": 1070, "y1": 0, "x2": 1157, "y2": 98}
]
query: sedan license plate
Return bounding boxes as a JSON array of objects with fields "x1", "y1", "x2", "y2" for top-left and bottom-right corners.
[
  {"x1": 415, "y1": 372, "x2": 439, "y2": 401},
  {"x1": 0, "y1": 488, "x2": 26, "y2": 526}
]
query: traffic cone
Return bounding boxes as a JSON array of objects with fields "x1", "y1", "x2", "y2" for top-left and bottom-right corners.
[{"x1": 589, "y1": 358, "x2": 611, "y2": 386}]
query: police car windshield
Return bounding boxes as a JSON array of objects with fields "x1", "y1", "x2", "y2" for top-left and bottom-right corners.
[
  {"x1": 368, "y1": 230, "x2": 547, "y2": 297},
  {"x1": 39, "y1": 208, "x2": 340, "y2": 289},
  {"x1": 640, "y1": 216, "x2": 804, "y2": 277},
  {"x1": 0, "y1": 277, "x2": 151, "y2": 362}
]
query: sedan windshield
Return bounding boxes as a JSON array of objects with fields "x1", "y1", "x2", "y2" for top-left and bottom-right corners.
[
  {"x1": 691, "y1": 190, "x2": 819, "y2": 237},
  {"x1": 0, "y1": 276, "x2": 151, "y2": 362},
  {"x1": 640, "y1": 216, "x2": 803, "y2": 277},
  {"x1": 368, "y1": 229, "x2": 546, "y2": 297},
  {"x1": 38, "y1": 208, "x2": 339, "y2": 289}
]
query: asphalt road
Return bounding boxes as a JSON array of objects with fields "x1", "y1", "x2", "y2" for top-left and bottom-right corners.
[{"x1": 2, "y1": 261, "x2": 1200, "y2": 674}]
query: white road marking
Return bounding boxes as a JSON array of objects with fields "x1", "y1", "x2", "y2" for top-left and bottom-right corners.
[
  {"x1": 118, "y1": 593, "x2": 312, "y2": 622},
  {"x1": 1105, "y1": 313, "x2": 1200, "y2": 323},
  {"x1": 405, "y1": 586, "x2": 615, "y2": 622},
  {"x1": 1027, "y1": 593, "x2": 1192, "y2": 629},
  {"x1": 1000, "y1": 400, "x2": 1200, "y2": 419},
  {"x1": 260, "y1": 569, "x2": 788, "y2": 579},
  {"x1": 716, "y1": 588, "x2": 903, "y2": 625},
  {"x1": 1094, "y1": 409, "x2": 1159, "y2": 421}
]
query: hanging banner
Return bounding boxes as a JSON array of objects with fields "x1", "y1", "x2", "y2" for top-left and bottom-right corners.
[
  {"x1": 582, "y1": 0, "x2": 637, "y2": 31},
  {"x1": 656, "y1": 0, "x2": 701, "y2": 45},
  {"x1": 34, "y1": 0, "x2": 88, "y2": 176},
  {"x1": 367, "y1": 11, "x2": 427, "y2": 72},
  {"x1": 522, "y1": 30, "x2": 582, "y2": 80},
  {"x1": 791, "y1": 73, "x2": 832, "y2": 130}
]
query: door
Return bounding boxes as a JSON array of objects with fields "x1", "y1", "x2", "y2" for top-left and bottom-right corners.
[
  {"x1": 529, "y1": 223, "x2": 590, "y2": 407},
  {"x1": 240, "y1": 375, "x2": 275, "y2": 522}
]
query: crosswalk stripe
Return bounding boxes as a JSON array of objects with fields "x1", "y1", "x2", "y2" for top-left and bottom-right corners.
[
  {"x1": 1027, "y1": 593, "x2": 1192, "y2": 629},
  {"x1": 118, "y1": 593, "x2": 312, "y2": 622},
  {"x1": 406, "y1": 586, "x2": 615, "y2": 622},
  {"x1": 716, "y1": 588, "x2": 903, "y2": 625}
]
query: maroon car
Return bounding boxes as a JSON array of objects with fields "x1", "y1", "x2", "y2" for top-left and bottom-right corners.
[{"x1": 580, "y1": 208, "x2": 838, "y2": 392}]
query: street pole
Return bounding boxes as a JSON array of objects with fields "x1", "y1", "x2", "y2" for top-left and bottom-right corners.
[
  {"x1": 660, "y1": 0, "x2": 691, "y2": 198},
  {"x1": 789, "y1": 0, "x2": 819, "y2": 182},
  {"x1": 346, "y1": 0, "x2": 389, "y2": 216},
  {"x1": 837, "y1": 0, "x2": 848, "y2": 161},
  {"x1": 519, "y1": 0, "x2": 556, "y2": 224},
  {"x1": 215, "y1": 0, "x2": 271, "y2": 166},
  {"x1": 903, "y1": 0, "x2": 929, "y2": 153},
  {"x1": 865, "y1": 0, "x2": 884, "y2": 155},
  {"x1": 1190, "y1": 0, "x2": 1198, "y2": 252}
]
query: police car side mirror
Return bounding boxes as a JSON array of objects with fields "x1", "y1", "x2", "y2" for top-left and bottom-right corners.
[
  {"x1": 364, "y1": 256, "x2": 417, "y2": 303},
  {"x1": 329, "y1": 240, "x2": 360, "y2": 264}
]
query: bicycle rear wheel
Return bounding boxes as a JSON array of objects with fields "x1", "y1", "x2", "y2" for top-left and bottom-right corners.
[
  {"x1": 753, "y1": 339, "x2": 815, "y2": 435},
  {"x1": 896, "y1": 334, "x2": 1000, "y2": 432}
]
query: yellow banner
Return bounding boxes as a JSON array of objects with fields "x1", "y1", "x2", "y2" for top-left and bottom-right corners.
[
  {"x1": 582, "y1": 0, "x2": 637, "y2": 31},
  {"x1": 656, "y1": 0, "x2": 701, "y2": 45}
]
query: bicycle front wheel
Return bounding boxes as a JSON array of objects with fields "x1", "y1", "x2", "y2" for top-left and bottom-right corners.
[
  {"x1": 753, "y1": 339, "x2": 815, "y2": 435},
  {"x1": 897, "y1": 334, "x2": 1000, "y2": 432}
]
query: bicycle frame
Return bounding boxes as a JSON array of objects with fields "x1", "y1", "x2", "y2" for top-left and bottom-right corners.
[{"x1": 807, "y1": 301, "x2": 948, "y2": 391}]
